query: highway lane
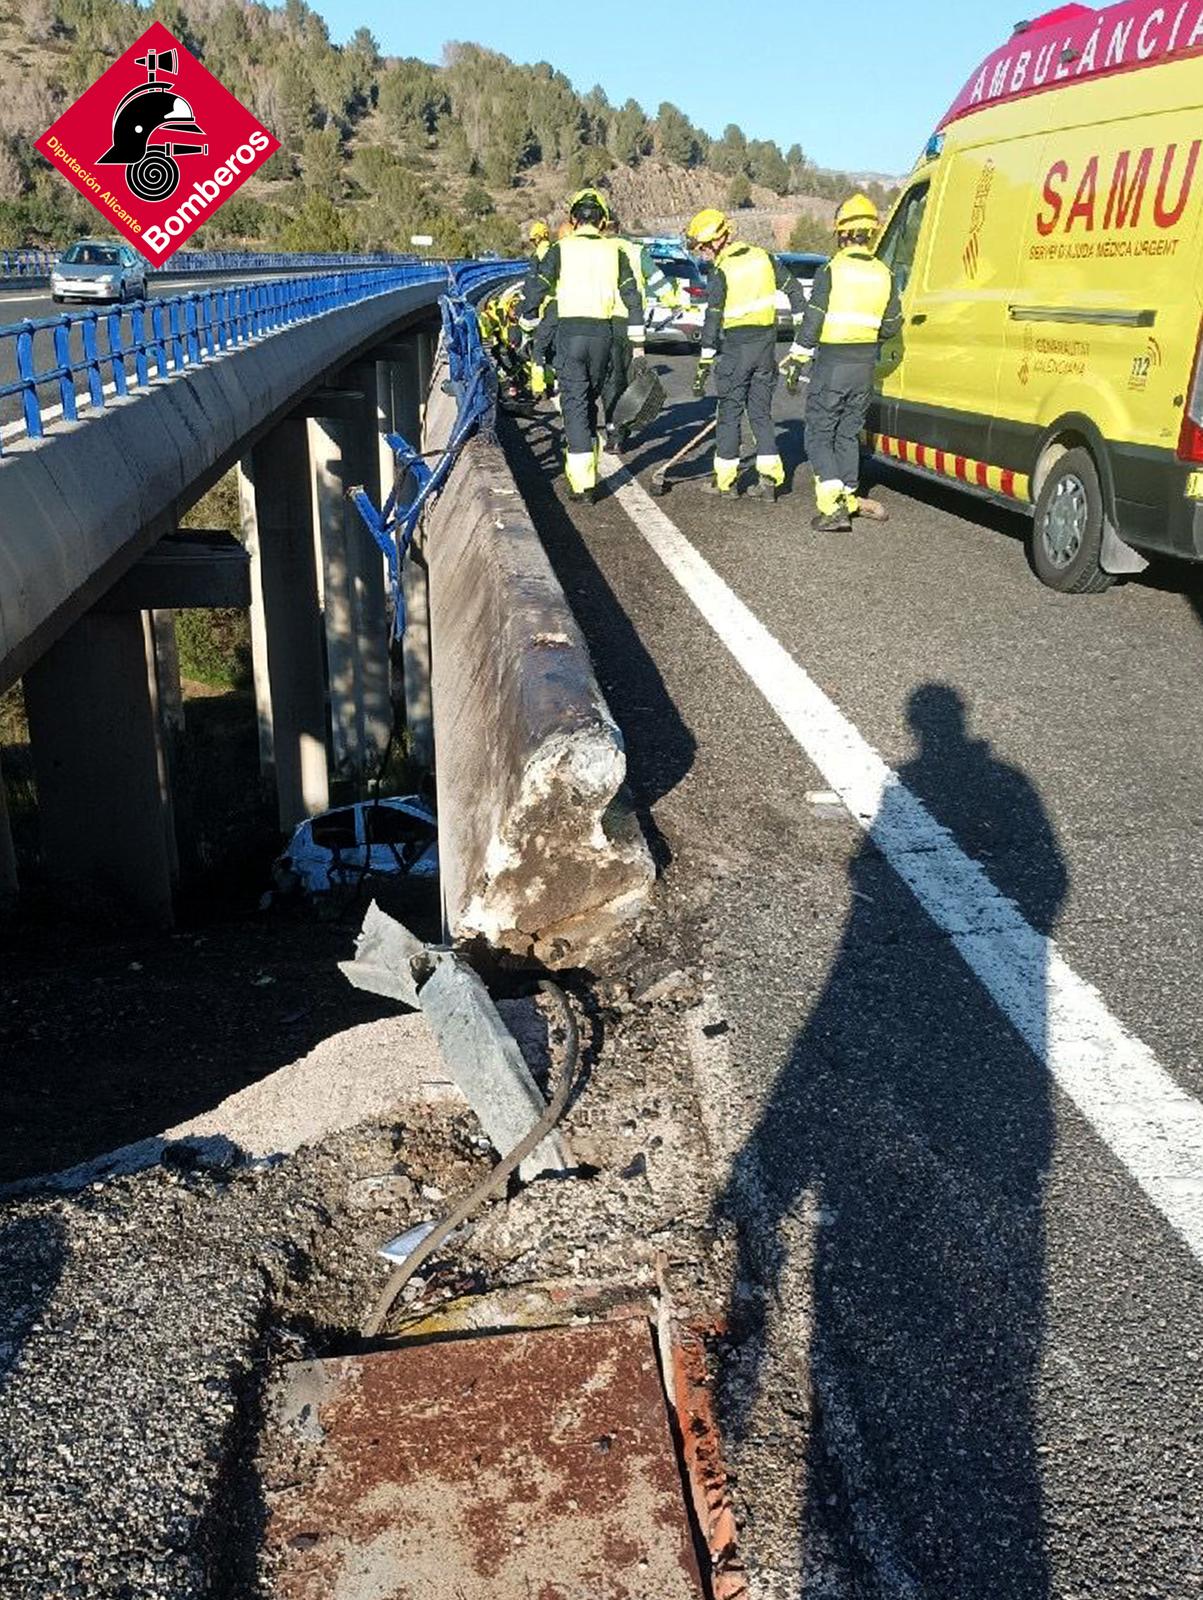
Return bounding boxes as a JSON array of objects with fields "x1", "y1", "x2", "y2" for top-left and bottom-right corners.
[{"x1": 505, "y1": 357, "x2": 1203, "y2": 1599}]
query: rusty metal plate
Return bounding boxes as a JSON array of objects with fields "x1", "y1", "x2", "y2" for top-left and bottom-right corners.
[{"x1": 264, "y1": 1317, "x2": 704, "y2": 1599}]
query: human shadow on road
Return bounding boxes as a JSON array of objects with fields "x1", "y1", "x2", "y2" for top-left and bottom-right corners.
[
  {"x1": 499, "y1": 411, "x2": 696, "y2": 869},
  {"x1": 716, "y1": 685, "x2": 1063, "y2": 1598}
]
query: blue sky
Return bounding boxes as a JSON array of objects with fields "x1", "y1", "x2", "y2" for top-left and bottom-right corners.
[{"x1": 314, "y1": 0, "x2": 1024, "y2": 175}]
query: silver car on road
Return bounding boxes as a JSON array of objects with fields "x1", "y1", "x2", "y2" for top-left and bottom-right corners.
[{"x1": 50, "y1": 240, "x2": 149, "y2": 305}]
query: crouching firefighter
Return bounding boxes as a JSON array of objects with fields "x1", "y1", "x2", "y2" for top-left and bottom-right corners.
[
  {"x1": 520, "y1": 188, "x2": 643, "y2": 503},
  {"x1": 783, "y1": 193, "x2": 902, "y2": 531},
  {"x1": 686, "y1": 209, "x2": 807, "y2": 501}
]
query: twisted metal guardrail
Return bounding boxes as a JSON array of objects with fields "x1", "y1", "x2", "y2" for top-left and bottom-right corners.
[
  {"x1": 351, "y1": 269, "x2": 521, "y2": 638},
  {"x1": 0, "y1": 258, "x2": 522, "y2": 455}
]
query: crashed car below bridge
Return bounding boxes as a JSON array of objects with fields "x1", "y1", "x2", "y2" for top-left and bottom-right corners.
[{"x1": 273, "y1": 796, "x2": 438, "y2": 896}]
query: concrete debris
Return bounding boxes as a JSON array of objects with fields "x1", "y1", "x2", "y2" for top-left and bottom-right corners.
[
  {"x1": 1, "y1": 903, "x2": 737, "y2": 1598},
  {"x1": 418, "y1": 953, "x2": 572, "y2": 1181},
  {"x1": 635, "y1": 968, "x2": 702, "y2": 1008},
  {"x1": 377, "y1": 1219, "x2": 437, "y2": 1264},
  {"x1": 341, "y1": 904, "x2": 572, "y2": 1181}
]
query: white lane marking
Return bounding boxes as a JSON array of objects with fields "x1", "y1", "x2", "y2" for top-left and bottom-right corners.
[{"x1": 601, "y1": 453, "x2": 1203, "y2": 1268}]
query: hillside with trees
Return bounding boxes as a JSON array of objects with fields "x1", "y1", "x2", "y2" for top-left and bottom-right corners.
[{"x1": 0, "y1": 0, "x2": 899, "y2": 254}]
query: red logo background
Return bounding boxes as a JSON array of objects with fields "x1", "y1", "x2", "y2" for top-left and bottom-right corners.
[{"x1": 35, "y1": 22, "x2": 279, "y2": 264}]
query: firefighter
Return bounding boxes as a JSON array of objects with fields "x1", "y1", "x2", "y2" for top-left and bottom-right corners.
[
  {"x1": 783, "y1": 194, "x2": 902, "y2": 531},
  {"x1": 528, "y1": 219, "x2": 551, "y2": 261},
  {"x1": 686, "y1": 209, "x2": 808, "y2": 501},
  {"x1": 600, "y1": 213, "x2": 648, "y2": 450},
  {"x1": 520, "y1": 188, "x2": 643, "y2": 503}
]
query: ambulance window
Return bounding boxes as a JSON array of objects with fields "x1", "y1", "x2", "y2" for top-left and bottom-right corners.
[{"x1": 877, "y1": 182, "x2": 930, "y2": 294}]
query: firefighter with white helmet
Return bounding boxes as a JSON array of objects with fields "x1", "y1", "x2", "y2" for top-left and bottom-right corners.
[
  {"x1": 785, "y1": 193, "x2": 903, "y2": 531},
  {"x1": 686, "y1": 208, "x2": 808, "y2": 501}
]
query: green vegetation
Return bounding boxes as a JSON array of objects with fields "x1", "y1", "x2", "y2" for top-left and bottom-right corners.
[
  {"x1": 0, "y1": 0, "x2": 897, "y2": 254},
  {"x1": 174, "y1": 608, "x2": 251, "y2": 689},
  {"x1": 789, "y1": 212, "x2": 835, "y2": 252}
]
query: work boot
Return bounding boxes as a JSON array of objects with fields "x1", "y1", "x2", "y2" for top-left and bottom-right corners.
[
  {"x1": 701, "y1": 478, "x2": 737, "y2": 497},
  {"x1": 812, "y1": 509, "x2": 852, "y2": 532},
  {"x1": 567, "y1": 486, "x2": 597, "y2": 505},
  {"x1": 605, "y1": 423, "x2": 631, "y2": 453},
  {"x1": 745, "y1": 475, "x2": 779, "y2": 503}
]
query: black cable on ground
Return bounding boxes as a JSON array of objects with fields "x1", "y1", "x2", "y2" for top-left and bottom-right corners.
[{"x1": 362, "y1": 978, "x2": 580, "y2": 1339}]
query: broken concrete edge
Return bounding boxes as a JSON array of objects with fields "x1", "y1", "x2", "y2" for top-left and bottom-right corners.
[
  {"x1": 420, "y1": 341, "x2": 655, "y2": 970},
  {"x1": 0, "y1": 1133, "x2": 247, "y2": 1200},
  {"x1": 339, "y1": 901, "x2": 572, "y2": 1183}
]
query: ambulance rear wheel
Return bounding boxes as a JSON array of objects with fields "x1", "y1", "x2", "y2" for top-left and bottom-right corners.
[{"x1": 1029, "y1": 447, "x2": 1114, "y2": 594}]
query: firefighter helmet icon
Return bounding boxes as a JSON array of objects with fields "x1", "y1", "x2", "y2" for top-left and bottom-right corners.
[{"x1": 97, "y1": 47, "x2": 208, "y2": 202}]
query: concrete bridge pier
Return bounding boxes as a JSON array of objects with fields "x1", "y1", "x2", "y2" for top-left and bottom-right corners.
[
  {"x1": 306, "y1": 399, "x2": 392, "y2": 789},
  {"x1": 240, "y1": 420, "x2": 330, "y2": 831},
  {"x1": 23, "y1": 610, "x2": 176, "y2": 925},
  {"x1": 372, "y1": 333, "x2": 436, "y2": 772}
]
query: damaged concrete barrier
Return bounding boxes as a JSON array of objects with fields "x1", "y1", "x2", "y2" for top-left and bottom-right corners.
[{"x1": 421, "y1": 349, "x2": 654, "y2": 967}]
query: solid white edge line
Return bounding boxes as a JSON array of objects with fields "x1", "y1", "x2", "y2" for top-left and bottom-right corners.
[{"x1": 601, "y1": 451, "x2": 1203, "y2": 1269}]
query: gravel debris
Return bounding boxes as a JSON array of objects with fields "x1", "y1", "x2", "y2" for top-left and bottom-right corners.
[{"x1": 0, "y1": 927, "x2": 730, "y2": 1600}]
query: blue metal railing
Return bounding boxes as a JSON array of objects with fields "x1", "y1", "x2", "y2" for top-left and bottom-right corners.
[
  {"x1": 0, "y1": 247, "x2": 433, "y2": 278},
  {"x1": 352, "y1": 274, "x2": 520, "y2": 638},
  {"x1": 0, "y1": 259, "x2": 522, "y2": 454}
]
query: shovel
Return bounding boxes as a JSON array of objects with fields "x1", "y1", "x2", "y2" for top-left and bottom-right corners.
[{"x1": 649, "y1": 418, "x2": 717, "y2": 497}]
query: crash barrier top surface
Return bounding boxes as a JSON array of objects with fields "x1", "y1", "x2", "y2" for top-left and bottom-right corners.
[
  {"x1": 351, "y1": 264, "x2": 524, "y2": 638},
  {"x1": 0, "y1": 260, "x2": 521, "y2": 455},
  {"x1": 418, "y1": 341, "x2": 655, "y2": 965},
  {"x1": 0, "y1": 247, "x2": 433, "y2": 278}
]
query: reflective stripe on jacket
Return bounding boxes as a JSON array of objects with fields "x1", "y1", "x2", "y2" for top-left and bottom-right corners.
[
  {"x1": 716, "y1": 242, "x2": 777, "y2": 328},
  {"x1": 804, "y1": 248, "x2": 898, "y2": 347}
]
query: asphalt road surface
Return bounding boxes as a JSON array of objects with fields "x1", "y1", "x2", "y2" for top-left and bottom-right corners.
[{"x1": 505, "y1": 354, "x2": 1203, "y2": 1599}]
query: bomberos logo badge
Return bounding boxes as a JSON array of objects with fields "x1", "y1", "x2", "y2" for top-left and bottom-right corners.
[{"x1": 35, "y1": 21, "x2": 279, "y2": 264}]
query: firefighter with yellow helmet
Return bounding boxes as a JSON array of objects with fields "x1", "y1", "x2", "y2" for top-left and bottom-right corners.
[
  {"x1": 520, "y1": 187, "x2": 642, "y2": 502},
  {"x1": 784, "y1": 193, "x2": 902, "y2": 531},
  {"x1": 528, "y1": 218, "x2": 551, "y2": 261},
  {"x1": 686, "y1": 208, "x2": 808, "y2": 501}
]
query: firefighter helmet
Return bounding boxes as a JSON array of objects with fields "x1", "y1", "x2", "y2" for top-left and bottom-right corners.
[
  {"x1": 834, "y1": 193, "x2": 881, "y2": 234},
  {"x1": 686, "y1": 208, "x2": 730, "y2": 248},
  {"x1": 99, "y1": 86, "x2": 205, "y2": 166},
  {"x1": 568, "y1": 187, "x2": 610, "y2": 225}
]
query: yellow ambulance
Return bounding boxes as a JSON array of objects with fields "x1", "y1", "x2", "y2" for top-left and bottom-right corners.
[{"x1": 870, "y1": 0, "x2": 1203, "y2": 590}]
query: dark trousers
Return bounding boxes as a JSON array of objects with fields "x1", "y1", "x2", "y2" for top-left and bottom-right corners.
[
  {"x1": 557, "y1": 323, "x2": 613, "y2": 454},
  {"x1": 805, "y1": 345, "x2": 877, "y2": 490},
  {"x1": 601, "y1": 320, "x2": 632, "y2": 424},
  {"x1": 715, "y1": 328, "x2": 778, "y2": 462}
]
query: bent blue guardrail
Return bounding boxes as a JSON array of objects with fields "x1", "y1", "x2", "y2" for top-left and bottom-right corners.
[
  {"x1": 0, "y1": 258, "x2": 521, "y2": 455},
  {"x1": 351, "y1": 275, "x2": 519, "y2": 639}
]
